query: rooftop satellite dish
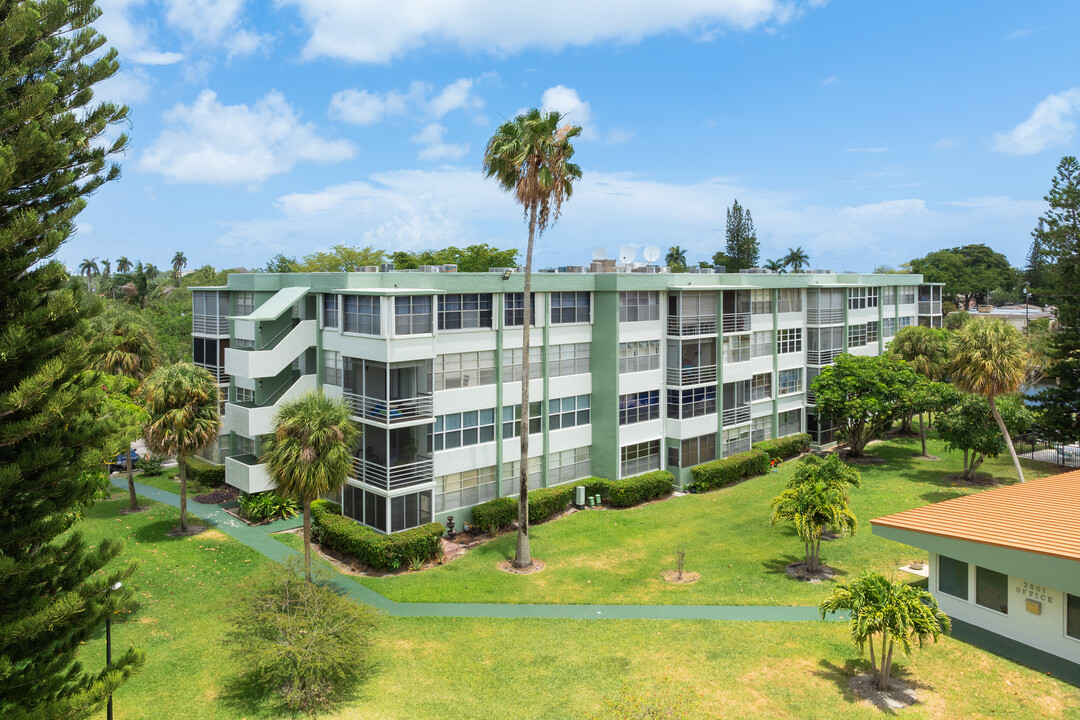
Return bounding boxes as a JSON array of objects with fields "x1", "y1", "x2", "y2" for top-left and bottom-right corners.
[
  {"x1": 643, "y1": 245, "x2": 661, "y2": 264},
  {"x1": 618, "y1": 244, "x2": 637, "y2": 264},
  {"x1": 591, "y1": 246, "x2": 608, "y2": 261}
]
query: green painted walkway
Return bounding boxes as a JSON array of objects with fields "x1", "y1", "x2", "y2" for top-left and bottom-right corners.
[{"x1": 111, "y1": 478, "x2": 845, "y2": 622}]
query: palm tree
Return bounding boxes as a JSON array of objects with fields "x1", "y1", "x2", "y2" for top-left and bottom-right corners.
[
  {"x1": 783, "y1": 246, "x2": 809, "y2": 273},
  {"x1": 771, "y1": 480, "x2": 856, "y2": 572},
  {"x1": 144, "y1": 263, "x2": 159, "y2": 281},
  {"x1": 78, "y1": 256, "x2": 99, "y2": 291},
  {"x1": 764, "y1": 258, "x2": 786, "y2": 273},
  {"x1": 172, "y1": 251, "x2": 187, "y2": 285},
  {"x1": 142, "y1": 363, "x2": 221, "y2": 534},
  {"x1": 116, "y1": 255, "x2": 133, "y2": 273},
  {"x1": 949, "y1": 319, "x2": 1030, "y2": 481},
  {"x1": 262, "y1": 392, "x2": 359, "y2": 582},
  {"x1": 118, "y1": 261, "x2": 154, "y2": 309},
  {"x1": 483, "y1": 108, "x2": 582, "y2": 569},
  {"x1": 820, "y1": 572, "x2": 950, "y2": 691},
  {"x1": 889, "y1": 325, "x2": 948, "y2": 455},
  {"x1": 101, "y1": 258, "x2": 111, "y2": 281},
  {"x1": 665, "y1": 245, "x2": 687, "y2": 269}
]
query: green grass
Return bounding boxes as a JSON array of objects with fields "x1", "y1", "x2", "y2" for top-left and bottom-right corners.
[
  {"x1": 356, "y1": 434, "x2": 1060, "y2": 606},
  {"x1": 76, "y1": 489, "x2": 1080, "y2": 719},
  {"x1": 120, "y1": 466, "x2": 207, "y2": 496}
]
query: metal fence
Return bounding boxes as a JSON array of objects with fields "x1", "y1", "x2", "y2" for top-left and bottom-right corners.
[{"x1": 1015, "y1": 432, "x2": 1080, "y2": 468}]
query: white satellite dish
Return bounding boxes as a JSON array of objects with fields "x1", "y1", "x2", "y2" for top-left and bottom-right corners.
[
  {"x1": 618, "y1": 244, "x2": 637, "y2": 264},
  {"x1": 591, "y1": 246, "x2": 608, "y2": 261},
  {"x1": 643, "y1": 245, "x2": 661, "y2": 264}
]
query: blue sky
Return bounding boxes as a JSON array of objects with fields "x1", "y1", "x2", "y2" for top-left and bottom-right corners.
[{"x1": 66, "y1": 0, "x2": 1080, "y2": 273}]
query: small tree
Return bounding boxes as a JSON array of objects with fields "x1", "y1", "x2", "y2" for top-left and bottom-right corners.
[
  {"x1": 820, "y1": 572, "x2": 950, "y2": 691},
  {"x1": 811, "y1": 354, "x2": 920, "y2": 457},
  {"x1": 722, "y1": 199, "x2": 759, "y2": 271},
  {"x1": 771, "y1": 481, "x2": 856, "y2": 572},
  {"x1": 226, "y1": 559, "x2": 379, "y2": 716},
  {"x1": 936, "y1": 394, "x2": 1032, "y2": 481},
  {"x1": 666, "y1": 245, "x2": 688, "y2": 270},
  {"x1": 788, "y1": 454, "x2": 862, "y2": 493},
  {"x1": 889, "y1": 325, "x2": 948, "y2": 455}
]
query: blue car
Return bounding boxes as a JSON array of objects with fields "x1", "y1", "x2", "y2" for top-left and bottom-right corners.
[{"x1": 110, "y1": 449, "x2": 141, "y2": 472}]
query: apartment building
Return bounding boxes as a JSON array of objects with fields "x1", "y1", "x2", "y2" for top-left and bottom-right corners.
[{"x1": 191, "y1": 267, "x2": 942, "y2": 533}]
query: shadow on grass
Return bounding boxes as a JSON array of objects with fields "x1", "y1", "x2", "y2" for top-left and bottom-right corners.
[
  {"x1": 920, "y1": 490, "x2": 967, "y2": 504},
  {"x1": 129, "y1": 513, "x2": 205, "y2": 543},
  {"x1": 813, "y1": 657, "x2": 931, "y2": 712},
  {"x1": 219, "y1": 656, "x2": 386, "y2": 720}
]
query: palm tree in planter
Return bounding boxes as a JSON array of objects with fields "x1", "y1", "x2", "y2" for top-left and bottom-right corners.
[
  {"x1": 261, "y1": 391, "x2": 359, "y2": 582},
  {"x1": 949, "y1": 318, "x2": 1030, "y2": 481},
  {"x1": 142, "y1": 363, "x2": 221, "y2": 534},
  {"x1": 483, "y1": 108, "x2": 581, "y2": 570},
  {"x1": 771, "y1": 480, "x2": 856, "y2": 574},
  {"x1": 820, "y1": 572, "x2": 950, "y2": 692}
]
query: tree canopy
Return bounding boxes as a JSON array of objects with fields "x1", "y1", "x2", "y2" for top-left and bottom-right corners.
[
  {"x1": 907, "y1": 244, "x2": 1019, "y2": 308},
  {"x1": 715, "y1": 199, "x2": 759, "y2": 271},
  {"x1": 937, "y1": 394, "x2": 1032, "y2": 480}
]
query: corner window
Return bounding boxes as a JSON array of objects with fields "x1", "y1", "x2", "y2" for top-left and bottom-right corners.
[
  {"x1": 937, "y1": 555, "x2": 969, "y2": 600},
  {"x1": 343, "y1": 296, "x2": 380, "y2": 335},
  {"x1": 394, "y1": 296, "x2": 432, "y2": 335},
  {"x1": 975, "y1": 566, "x2": 1009, "y2": 614}
]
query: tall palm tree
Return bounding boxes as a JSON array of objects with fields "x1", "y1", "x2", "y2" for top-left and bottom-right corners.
[
  {"x1": 949, "y1": 318, "x2": 1030, "y2": 481},
  {"x1": 142, "y1": 363, "x2": 221, "y2": 534},
  {"x1": 144, "y1": 262, "x2": 159, "y2": 281},
  {"x1": 171, "y1": 251, "x2": 187, "y2": 285},
  {"x1": 116, "y1": 255, "x2": 133, "y2": 273},
  {"x1": 262, "y1": 392, "x2": 359, "y2": 582},
  {"x1": 78, "y1": 256, "x2": 99, "y2": 291},
  {"x1": 100, "y1": 258, "x2": 111, "y2": 281},
  {"x1": 771, "y1": 480, "x2": 856, "y2": 572},
  {"x1": 483, "y1": 108, "x2": 582, "y2": 569},
  {"x1": 665, "y1": 245, "x2": 687, "y2": 269},
  {"x1": 783, "y1": 246, "x2": 809, "y2": 273},
  {"x1": 764, "y1": 258, "x2": 786, "y2": 273},
  {"x1": 820, "y1": 572, "x2": 950, "y2": 691},
  {"x1": 889, "y1": 325, "x2": 948, "y2": 455}
]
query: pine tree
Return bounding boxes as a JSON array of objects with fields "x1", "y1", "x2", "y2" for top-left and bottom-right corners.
[
  {"x1": 1034, "y1": 156, "x2": 1080, "y2": 444},
  {"x1": 724, "y1": 199, "x2": 760, "y2": 271},
  {"x1": 0, "y1": 3, "x2": 143, "y2": 718}
]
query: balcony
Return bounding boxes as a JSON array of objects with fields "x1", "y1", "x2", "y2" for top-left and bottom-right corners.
[
  {"x1": 665, "y1": 364, "x2": 717, "y2": 387},
  {"x1": 806, "y1": 308, "x2": 844, "y2": 324},
  {"x1": 343, "y1": 391, "x2": 434, "y2": 424},
  {"x1": 195, "y1": 362, "x2": 228, "y2": 384},
  {"x1": 722, "y1": 405, "x2": 751, "y2": 426},
  {"x1": 225, "y1": 374, "x2": 317, "y2": 437},
  {"x1": 225, "y1": 454, "x2": 274, "y2": 494},
  {"x1": 806, "y1": 348, "x2": 843, "y2": 366},
  {"x1": 722, "y1": 313, "x2": 751, "y2": 333},
  {"x1": 666, "y1": 315, "x2": 717, "y2": 336},
  {"x1": 225, "y1": 320, "x2": 315, "y2": 379},
  {"x1": 350, "y1": 456, "x2": 434, "y2": 491},
  {"x1": 918, "y1": 301, "x2": 941, "y2": 315},
  {"x1": 193, "y1": 314, "x2": 229, "y2": 335}
]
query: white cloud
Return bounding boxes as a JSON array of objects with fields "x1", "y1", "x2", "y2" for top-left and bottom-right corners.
[
  {"x1": 279, "y1": 0, "x2": 816, "y2": 63},
  {"x1": 164, "y1": 0, "x2": 244, "y2": 41},
  {"x1": 932, "y1": 136, "x2": 963, "y2": 150},
  {"x1": 96, "y1": 68, "x2": 152, "y2": 105},
  {"x1": 820, "y1": 74, "x2": 837, "y2": 86},
  {"x1": 329, "y1": 78, "x2": 485, "y2": 126},
  {"x1": 1003, "y1": 28, "x2": 1037, "y2": 41},
  {"x1": 410, "y1": 123, "x2": 469, "y2": 161},
  {"x1": 428, "y1": 78, "x2": 483, "y2": 118},
  {"x1": 224, "y1": 28, "x2": 273, "y2": 58},
  {"x1": 605, "y1": 127, "x2": 635, "y2": 144},
  {"x1": 992, "y1": 88, "x2": 1080, "y2": 155},
  {"x1": 541, "y1": 85, "x2": 597, "y2": 140},
  {"x1": 138, "y1": 89, "x2": 354, "y2": 184},
  {"x1": 95, "y1": 0, "x2": 185, "y2": 65}
]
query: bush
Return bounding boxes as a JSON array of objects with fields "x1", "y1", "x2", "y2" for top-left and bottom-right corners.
[
  {"x1": 527, "y1": 486, "x2": 573, "y2": 524},
  {"x1": 311, "y1": 506, "x2": 444, "y2": 571},
  {"x1": 606, "y1": 471, "x2": 673, "y2": 507},
  {"x1": 238, "y1": 492, "x2": 299, "y2": 523},
  {"x1": 471, "y1": 496, "x2": 517, "y2": 534},
  {"x1": 136, "y1": 455, "x2": 165, "y2": 476},
  {"x1": 186, "y1": 456, "x2": 226, "y2": 487},
  {"x1": 753, "y1": 433, "x2": 811, "y2": 461},
  {"x1": 687, "y1": 450, "x2": 770, "y2": 493}
]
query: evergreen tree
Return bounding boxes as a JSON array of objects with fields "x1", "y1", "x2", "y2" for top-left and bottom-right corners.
[
  {"x1": 0, "y1": 3, "x2": 143, "y2": 718},
  {"x1": 1034, "y1": 156, "x2": 1080, "y2": 443},
  {"x1": 723, "y1": 199, "x2": 760, "y2": 271}
]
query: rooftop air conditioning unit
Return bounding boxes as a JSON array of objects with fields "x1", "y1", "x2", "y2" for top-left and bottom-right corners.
[
  {"x1": 442, "y1": 264, "x2": 458, "y2": 272},
  {"x1": 740, "y1": 267, "x2": 767, "y2": 274},
  {"x1": 563, "y1": 265, "x2": 585, "y2": 273},
  {"x1": 807, "y1": 269, "x2": 832, "y2": 274},
  {"x1": 379, "y1": 263, "x2": 395, "y2": 272},
  {"x1": 489, "y1": 267, "x2": 512, "y2": 273},
  {"x1": 356, "y1": 265, "x2": 377, "y2": 272},
  {"x1": 419, "y1": 265, "x2": 441, "y2": 272}
]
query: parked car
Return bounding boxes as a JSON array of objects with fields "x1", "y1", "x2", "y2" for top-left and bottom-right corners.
[{"x1": 109, "y1": 449, "x2": 141, "y2": 472}]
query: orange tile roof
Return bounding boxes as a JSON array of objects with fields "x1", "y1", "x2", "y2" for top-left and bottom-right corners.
[{"x1": 871, "y1": 469, "x2": 1080, "y2": 562}]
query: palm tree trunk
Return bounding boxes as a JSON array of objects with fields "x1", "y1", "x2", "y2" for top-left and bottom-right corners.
[
  {"x1": 868, "y1": 635, "x2": 877, "y2": 676},
  {"x1": 918, "y1": 412, "x2": 927, "y2": 456},
  {"x1": 513, "y1": 205, "x2": 537, "y2": 569},
  {"x1": 303, "y1": 499, "x2": 312, "y2": 583},
  {"x1": 804, "y1": 539, "x2": 810, "y2": 566},
  {"x1": 178, "y1": 454, "x2": 188, "y2": 532},
  {"x1": 988, "y1": 396, "x2": 1025, "y2": 482},
  {"x1": 879, "y1": 638, "x2": 895, "y2": 690},
  {"x1": 127, "y1": 446, "x2": 138, "y2": 511}
]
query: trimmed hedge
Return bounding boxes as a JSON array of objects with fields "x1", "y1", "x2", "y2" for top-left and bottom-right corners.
[
  {"x1": 311, "y1": 501, "x2": 444, "y2": 571},
  {"x1": 687, "y1": 449, "x2": 770, "y2": 493},
  {"x1": 471, "y1": 496, "x2": 517, "y2": 534},
  {"x1": 752, "y1": 433, "x2": 811, "y2": 461},
  {"x1": 607, "y1": 470, "x2": 673, "y2": 507},
  {"x1": 186, "y1": 456, "x2": 226, "y2": 487}
]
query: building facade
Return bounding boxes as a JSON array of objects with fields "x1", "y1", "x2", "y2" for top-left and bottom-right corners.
[{"x1": 191, "y1": 267, "x2": 941, "y2": 532}]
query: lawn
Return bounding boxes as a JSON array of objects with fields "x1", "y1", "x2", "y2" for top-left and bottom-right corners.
[
  {"x1": 353, "y1": 433, "x2": 1060, "y2": 606},
  {"x1": 77, "y1": 488, "x2": 1080, "y2": 719}
]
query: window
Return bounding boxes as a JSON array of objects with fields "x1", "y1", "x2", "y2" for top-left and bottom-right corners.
[
  {"x1": 723, "y1": 334, "x2": 750, "y2": 363},
  {"x1": 235, "y1": 387, "x2": 255, "y2": 404},
  {"x1": 233, "y1": 338, "x2": 254, "y2": 349},
  {"x1": 391, "y1": 490, "x2": 433, "y2": 533},
  {"x1": 548, "y1": 447, "x2": 591, "y2": 485},
  {"x1": 899, "y1": 315, "x2": 914, "y2": 329},
  {"x1": 976, "y1": 566, "x2": 1009, "y2": 614},
  {"x1": 882, "y1": 317, "x2": 897, "y2": 338},
  {"x1": 550, "y1": 395, "x2": 590, "y2": 430},
  {"x1": 778, "y1": 368, "x2": 802, "y2": 396},
  {"x1": 778, "y1": 328, "x2": 802, "y2": 354},
  {"x1": 344, "y1": 295, "x2": 380, "y2": 335},
  {"x1": 502, "y1": 456, "x2": 544, "y2": 493},
  {"x1": 323, "y1": 294, "x2": 338, "y2": 328},
  {"x1": 324, "y1": 350, "x2": 342, "y2": 386},
  {"x1": 751, "y1": 372, "x2": 772, "y2": 401},
  {"x1": 341, "y1": 485, "x2": 388, "y2": 533},
  {"x1": 548, "y1": 343, "x2": 590, "y2": 377},
  {"x1": 619, "y1": 340, "x2": 660, "y2": 373},
  {"x1": 394, "y1": 295, "x2": 432, "y2": 335},
  {"x1": 193, "y1": 337, "x2": 219, "y2": 367},
  {"x1": 619, "y1": 291, "x2": 659, "y2": 322},
  {"x1": 937, "y1": 555, "x2": 969, "y2": 600},
  {"x1": 751, "y1": 330, "x2": 772, "y2": 358},
  {"x1": 752, "y1": 416, "x2": 771, "y2": 444},
  {"x1": 619, "y1": 390, "x2": 660, "y2": 425},
  {"x1": 867, "y1": 321, "x2": 878, "y2": 343},
  {"x1": 666, "y1": 386, "x2": 716, "y2": 419},
  {"x1": 750, "y1": 289, "x2": 772, "y2": 315},
  {"x1": 433, "y1": 351, "x2": 496, "y2": 391},
  {"x1": 848, "y1": 287, "x2": 879, "y2": 310},
  {"x1": 433, "y1": 409, "x2": 496, "y2": 450},
  {"x1": 503, "y1": 402, "x2": 542, "y2": 437},
  {"x1": 1068, "y1": 594, "x2": 1080, "y2": 640},
  {"x1": 501, "y1": 346, "x2": 542, "y2": 382},
  {"x1": 235, "y1": 434, "x2": 255, "y2": 455},
  {"x1": 899, "y1": 287, "x2": 915, "y2": 305},
  {"x1": 235, "y1": 291, "x2": 254, "y2": 315},
  {"x1": 504, "y1": 293, "x2": 535, "y2": 327},
  {"x1": 438, "y1": 293, "x2": 493, "y2": 330},
  {"x1": 848, "y1": 323, "x2": 868, "y2": 348},
  {"x1": 621, "y1": 440, "x2": 660, "y2": 478},
  {"x1": 883, "y1": 286, "x2": 896, "y2": 305},
  {"x1": 675, "y1": 434, "x2": 716, "y2": 467},
  {"x1": 778, "y1": 289, "x2": 802, "y2": 313},
  {"x1": 435, "y1": 466, "x2": 496, "y2": 513},
  {"x1": 722, "y1": 426, "x2": 751, "y2": 457},
  {"x1": 778, "y1": 409, "x2": 801, "y2": 437},
  {"x1": 550, "y1": 292, "x2": 591, "y2": 323}
]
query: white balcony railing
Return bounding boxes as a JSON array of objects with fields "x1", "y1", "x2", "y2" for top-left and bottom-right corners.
[
  {"x1": 192, "y1": 315, "x2": 229, "y2": 335},
  {"x1": 806, "y1": 308, "x2": 844, "y2": 324},
  {"x1": 666, "y1": 315, "x2": 717, "y2": 336},
  {"x1": 806, "y1": 348, "x2": 843, "y2": 366},
  {"x1": 350, "y1": 456, "x2": 434, "y2": 491},
  {"x1": 194, "y1": 362, "x2": 228, "y2": 384},
  {"x1": 722, "y1": 405, "x2": 751, "y2": 426},
  {"x1": 343, "y1": 391, "x2": 434, "y2": 423},
  {"x1": 722, "y1": 313, "x2": 751, "y2": 333},
  {"x1": 665, "y1": 365, "x2": 717, "y2": 386}
]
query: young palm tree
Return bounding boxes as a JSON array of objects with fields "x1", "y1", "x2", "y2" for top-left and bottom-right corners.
[
  {"x1": 820, "y1": 572, "x2": 950, "y2": 691},
  {"x1": 78, "y1": 256, "x2": 99, "y2": 291},
  {"x1": 483, "y1": 108, "x2": 582, "y2": 569},
  {"x1": 142, "y1": 363, "x2": 221, "y2": 533},
  {"x1": 764, "y1": 258, "x2": 786, "y2": 273},
  {"x1": 889, "y1": 325, "x2": 948, "y2": 455},
  {"x1": 665, "y1": 245, "x2": 687, "y2": 269},
  {"x1": 262, "y1": 392, "x2": 359, "y2": 582},
  {"x1": 949, "y1": 319, "x2": 1030, "y2": 481},
  {"x1": 171, "y1": 251, "x2": 187, "y2": 285},
  {"x1": 116, "y1": 255, "x2": 133, "y2": 273},
  {"x1": 770, "y1": 480, "x2": 856, "y2": 572},
  {"x1": 783, "y1": 246, "x2": 809, "y2": 273}
]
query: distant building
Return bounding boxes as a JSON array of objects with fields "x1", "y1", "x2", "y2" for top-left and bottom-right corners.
[{"x1": 967, "y1": 304, "x2": 1054, "y2": 332}]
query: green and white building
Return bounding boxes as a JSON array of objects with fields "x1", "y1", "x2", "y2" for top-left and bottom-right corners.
[{"x1": 192, "y1": 265, "x2": 942, "y2": 533}]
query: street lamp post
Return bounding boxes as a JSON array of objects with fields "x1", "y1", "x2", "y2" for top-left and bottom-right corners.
[
  {"x1": 106, "y1": 581, "x2": 122, "y2": 720},
  {"x1": 1024, "y1": 285, "x2": 1031, "y2": 333}
]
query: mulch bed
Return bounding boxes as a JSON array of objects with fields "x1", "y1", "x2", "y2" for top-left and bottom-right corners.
[
  {"x1": 498, "y1": 558, "x2": 545, "y2": 575},
  {"x1": 193, "y1": 485, "x2": 239, "y2": 504},
  {"x1": 165, "y1": 524, "x2": 208, "y2": 537},
  {"x1": 785, "y1": 562, "x2": 837, "y2": 583},
  {"x1": 944, "y1": 472, "x2": 1000, "y2": 487},
  {"x1": 661, "y1": 570, "x2": 700, "y2": 584},
  {"x1": 849, "y1": 673, "x2": 920, "y2": 711}
]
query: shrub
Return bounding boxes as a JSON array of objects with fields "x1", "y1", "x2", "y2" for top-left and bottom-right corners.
[
  {"x1": 527, "y1": 486, "x2": 573, "y2": 523},
  {"x1": 606, "y1": 471, "x2": 673, "y2": 507},
  {"x1": 471, "y1": 496, "x2": 517, "y2": 534},
  {"x1": 186, "y1": 456, "x2": 226, "y2": 487},
  {"x1": 136, "y1": 454, "x2": 165, "y2": 476},
  {"x1": 753, "y1": 433, "x2": 811, "y2": 461},
  {"x1": 687, "y1": 450, "x2": 770, "y2": 493},
  {"x1": 312, "y1": 510, "x2": 444, "y2": 571},
  {"x1": 238, "y1": 492, "x2": 299, "y2": 523}
]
